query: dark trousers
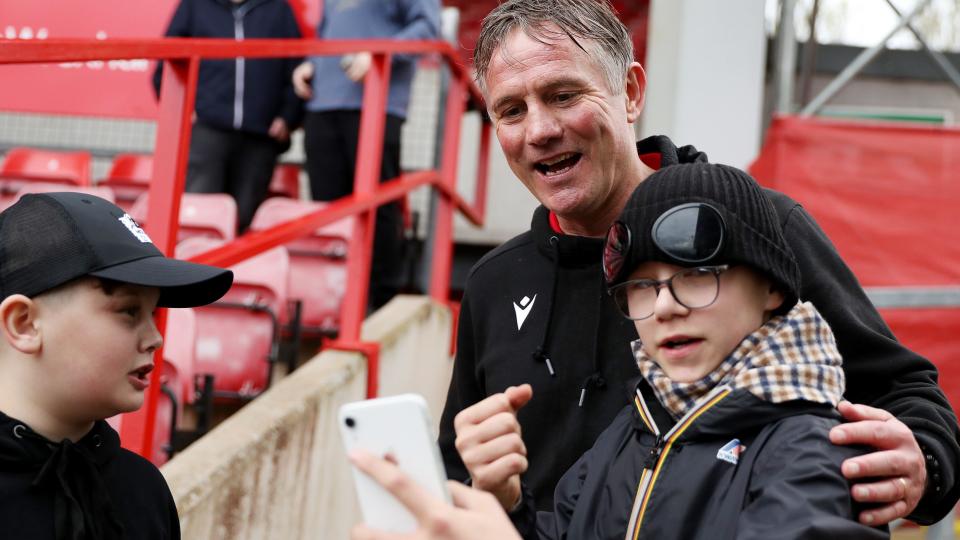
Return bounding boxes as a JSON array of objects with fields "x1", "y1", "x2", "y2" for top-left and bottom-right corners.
[
  {"x1": 186, "y1": 122, "x2": 280, "y2": 232},
  {"x1": 304, "y1": 110, "x2": 404, "y2": 311}
]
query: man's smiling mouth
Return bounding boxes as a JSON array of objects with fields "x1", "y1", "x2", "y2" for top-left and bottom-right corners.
[{"x1": 535, "y1": 152, "x2": 582, "y2": 176}]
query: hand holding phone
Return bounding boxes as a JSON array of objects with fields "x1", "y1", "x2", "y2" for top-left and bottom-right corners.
[
  {"x1": 339, "y1": 394, "x2": 450, "y2": 533},
  {"x1": 348, "y1": 450, "x2": 522, "y2": 540}
]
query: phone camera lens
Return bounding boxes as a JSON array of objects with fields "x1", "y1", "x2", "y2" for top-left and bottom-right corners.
[{"x1": 345, "y1": 417, "x2": 356, "y2": 428}]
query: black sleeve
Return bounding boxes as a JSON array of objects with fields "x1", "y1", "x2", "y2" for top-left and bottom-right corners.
[
  {"x1": 277, "y1": 1, "x2": 305, "y2": 128},
  {"x1": 152, "y1": 0, "x2": 193, "y2": 99},
  {"x1": 530, "y1": 450, "x2": 591, "y2": 540},
  {"x1": 507, "y1": 447, "x2": 590, "y2": 540},
  {"x1": 167, "y1": 485, "x2": 181, "y2": 540},
  {"x1": 737, "y1": 420, "x2": 888, "y2": 540},
  {"x1": 438, "y1": 292, "x2": 483, "y2": 483},
  {"x1": 770, "y1": 190, "x2": 960, "y2": 523}
]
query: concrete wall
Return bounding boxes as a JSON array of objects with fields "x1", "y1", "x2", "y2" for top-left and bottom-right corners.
[
  {"x1": 642, "y1": 0, "x2": 768, "y2": 170},
  {"x1": 161, "y1": 295, "x2": 454, "y2": 539}
]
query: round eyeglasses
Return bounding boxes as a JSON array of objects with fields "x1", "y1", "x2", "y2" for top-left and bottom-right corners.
[
  {"x1": 602, "y1": 202, "x2": 726, "y2": 284},
  {"x1": 608, "y1": 265, "x2": 729, "y2": 320}
]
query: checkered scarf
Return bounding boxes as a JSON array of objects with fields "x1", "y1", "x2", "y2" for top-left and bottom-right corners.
[{"x1": 634, "y1": 302, "x2": 845, "y2": 420}]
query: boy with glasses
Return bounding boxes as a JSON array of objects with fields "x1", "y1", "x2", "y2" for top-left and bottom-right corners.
[{"x1": 451, "y1": 163, "x2": 889, "y2": 539}]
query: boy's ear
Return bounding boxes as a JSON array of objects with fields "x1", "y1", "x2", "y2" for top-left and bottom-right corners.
[
  {"x1": 0, "y1": 295, "x2": 41, "y2": 354},
  {"x1": 765, "y1": 286, "x2": 786, "y2": 313}
]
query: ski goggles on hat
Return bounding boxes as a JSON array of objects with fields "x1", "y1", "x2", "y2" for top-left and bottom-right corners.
[{"x1": 602, "y1": 202, "x2": 726, "y2": 284}]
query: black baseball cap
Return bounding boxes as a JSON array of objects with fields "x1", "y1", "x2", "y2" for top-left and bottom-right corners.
[{"x1": 0, "y1": 192, "x2": 233, "y2": 307}]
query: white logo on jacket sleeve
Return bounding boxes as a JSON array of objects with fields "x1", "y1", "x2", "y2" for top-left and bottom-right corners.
[
  {"x1": 119, "y1": 214, "x2": 152, "y2": 243},
  {"x1": 513, "y1": 294, "x2": 537, "y2": 330},
  {"x1": 716, "y1": 438, "x2": 746, "y2": 465}
]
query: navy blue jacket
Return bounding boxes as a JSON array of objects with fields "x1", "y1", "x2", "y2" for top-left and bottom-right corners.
[
  {"x1": 511, "y1": 387, "x2": 888, "y2": 540},
  {"x1": 153, "y1": 0, "x2": 303, "y2": 135}
]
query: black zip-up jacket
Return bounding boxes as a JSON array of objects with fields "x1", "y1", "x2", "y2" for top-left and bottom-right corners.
[
  {"x1": 0, "y1": 411, "x2": 180, "y2": 539},
  {"x1": 153, "y1": 0, "x2": 303, "y2": 135},
  {"x1": 511, "y1": 387, "x2": 888, "y2": 540},
  {"x1": 438, "y1": 135, "x2": 960, "y2": 523}
]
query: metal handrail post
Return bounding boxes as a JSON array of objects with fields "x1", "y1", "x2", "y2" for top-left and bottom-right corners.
[
  {"x1": 428, "y1": 77, "x2": 467, "y2": 300},
  {"x1": 774, "y1": 0, "x2": 798, "y2": 114},
  {"x1": 420, "y1": 7, "x2": 462, "y2": 296},
  {"x1": 473, "y1": 120, "x2": 491, "y2": 221},
  {"x1": 119, "y1": 56, "x2": 198, "y2": 459}
]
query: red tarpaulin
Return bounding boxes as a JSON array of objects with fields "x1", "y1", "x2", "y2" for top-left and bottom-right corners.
[{"x1": 750, "y1": 115, "x2": 960, "y2": 409}]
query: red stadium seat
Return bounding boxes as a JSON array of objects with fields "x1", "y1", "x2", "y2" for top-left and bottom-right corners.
[
  {"x1": 132, "y1": 192, "x2": 238, "y2": 242},
  {"x1": 163, "y1": 306, "x2": 199, "y2": 405},
  {"x1": 99, "y1": 154, "x2": 152, "y2": 211},
  {"x1": 176, "y1": 237, "x2": 290, "y2": 401},
  {"x1": 268, "y1": 163, "x2": 301, "y2": 199},
  {"x1": 0, "y1": 147, "x2": 92, "y2": 189},
  {"x1": 0, "y1": 148, "x2": 92, "y2": 209},
  {"x1": 249, "y1": 197, "x2": 352, "y2": 335}
]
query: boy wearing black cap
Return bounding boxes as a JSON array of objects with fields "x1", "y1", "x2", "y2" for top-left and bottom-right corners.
[
  {"x1": 461, "y1": 163, "x2": 888, "y2": 539},
  {"x1": 0, "y1": 192, "x2": 233, "y2": 539}
]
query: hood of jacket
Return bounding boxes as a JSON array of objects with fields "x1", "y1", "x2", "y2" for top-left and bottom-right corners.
[{"x1": 0, "y1": 412, "x2": 126, "y2": 540}]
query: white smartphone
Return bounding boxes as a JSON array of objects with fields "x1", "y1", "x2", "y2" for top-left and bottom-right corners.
[{"x1": 339, "y1": 393, "x2": 451, "y2": 533}]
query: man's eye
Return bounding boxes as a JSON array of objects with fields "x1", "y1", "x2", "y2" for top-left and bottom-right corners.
[
  {"x1": 555, "y1": 93, "x2": 574, "y2": 103},
  {"x1": 501, "y1": 106, "x2": 521, "y2": 118}
]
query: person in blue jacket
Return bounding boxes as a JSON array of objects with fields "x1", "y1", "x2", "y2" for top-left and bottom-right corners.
[
  {"x1": 291, "y1": 0, "x2": 440, "y2": 310},
  {"x1": 153, "y1": 0, "x2": 304, "y2": 232}
]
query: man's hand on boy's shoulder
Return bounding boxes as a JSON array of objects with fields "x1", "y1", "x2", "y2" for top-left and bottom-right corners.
[{"x1": 829, "y1": 400, "x2": 926, "y2": 525}]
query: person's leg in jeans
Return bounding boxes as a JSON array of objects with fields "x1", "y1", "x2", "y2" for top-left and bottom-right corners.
[
  {"x1": 304, "y1": 110, "x2": 405, "y2": 312},
  {"x1": 185, "y1": 123, "x2": 231, "y2": 195},
  {"x1": 329, "y1": 111, "x2": 404, "y2": 311},
  {"x1": 369, "y1": 114, "x2": 405, "y2": 311},
  {"x1": 227, "y1": 132, "x2": 279, "y2": 232},
  {"x1": 305, "y1": 110, "x2": 354, "y2": 201}
]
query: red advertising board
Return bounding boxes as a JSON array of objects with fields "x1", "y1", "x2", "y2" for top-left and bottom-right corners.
[{"x1": 0, "y1": 0, "x2": 316, "y2": 119}]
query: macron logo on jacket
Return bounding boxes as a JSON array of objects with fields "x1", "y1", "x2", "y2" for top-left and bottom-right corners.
[{"x1": 513, "y1": 294, "x2": 537, "y2": 330}]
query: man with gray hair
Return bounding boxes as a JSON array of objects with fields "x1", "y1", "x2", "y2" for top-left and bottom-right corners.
[{"x1": 438, "y1": 0, "x2": 959, "y2": 528}]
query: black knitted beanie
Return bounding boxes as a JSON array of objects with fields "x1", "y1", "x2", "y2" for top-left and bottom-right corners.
[{"x1": 608, "y1": 162, "x2": 801, "y2": 312}]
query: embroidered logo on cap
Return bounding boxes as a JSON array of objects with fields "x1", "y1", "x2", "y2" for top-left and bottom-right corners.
[
  {"x1": 119, "y1": 214, "x2": 152, "y2": 243},
  {"x1": 716, "y1": 438, "x2": 746, "y2": 465}
]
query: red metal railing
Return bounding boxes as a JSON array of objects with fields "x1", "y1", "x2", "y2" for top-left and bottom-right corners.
[{"x1": 0, "y1": 38, "x2": 490, "y2": 461}]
